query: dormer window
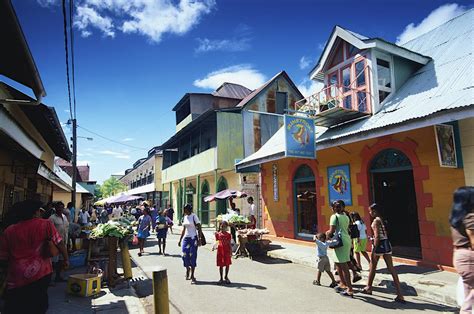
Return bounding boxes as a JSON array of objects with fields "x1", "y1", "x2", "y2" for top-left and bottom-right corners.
[{"x1": 376, "y1": 58, "x2": 392, "y2": 103}]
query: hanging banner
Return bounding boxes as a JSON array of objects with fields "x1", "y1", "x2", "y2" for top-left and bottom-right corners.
[
  {"x1": 272, "y1": 164, "x2": 278, "y2": 201},
  {"x1": 434, "y1": 124, "x2": 457, "y2": 168},
  {"x1": 284, "y1": 115, "x2": 316, "y2": 159},
  {"x1": 327, "y1": 164, "x2": 352, "y2": 206}
]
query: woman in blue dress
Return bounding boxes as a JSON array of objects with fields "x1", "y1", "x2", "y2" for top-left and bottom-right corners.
[
  {"x1": 137, "y1": 208, "x2": 152, "y2": 256},
  {"x1": 178, "y1": 204, "x2": 202, "y2": 283},
  {"x1": 155, "y1": 210, "x2": 170, "y2": 255}
]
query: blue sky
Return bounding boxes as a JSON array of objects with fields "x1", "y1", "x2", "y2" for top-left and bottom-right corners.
[{"x1": 11, "y1": 0, "x2": 472, "y2": 183}]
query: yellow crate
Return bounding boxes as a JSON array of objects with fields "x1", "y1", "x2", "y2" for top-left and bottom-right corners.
[{"x1": 67, "y1": 274, "x2": 101, "y2": 297}]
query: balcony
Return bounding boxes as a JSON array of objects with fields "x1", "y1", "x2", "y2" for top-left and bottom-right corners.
[
  {"x1": 161, "y1": 147, "x2": 217, "y2": 183},
  {"x1": 293, "y1": 85, "x2": 371, "y2": 127}
]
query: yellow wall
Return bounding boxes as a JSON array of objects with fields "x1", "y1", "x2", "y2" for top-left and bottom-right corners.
[{"x1": 459, "y1": 117, "x2": 474, "y2": 186}]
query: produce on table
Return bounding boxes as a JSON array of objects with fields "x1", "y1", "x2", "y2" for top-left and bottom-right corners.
[
  {"x1": 216, "y1": 214, "x2": 250, "y2": 224},
  {"x1": 90, "y1": 219, "x2": 134, "y2": 239}
]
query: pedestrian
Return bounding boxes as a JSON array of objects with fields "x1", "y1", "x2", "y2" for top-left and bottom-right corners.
[
  {"x1": 41, "y1": 202, "x2": 54, "y2": 219},
  {"x1": 155, "y1": 210, "x2": 170, "y2": 255},
  {"x1": 0, "y1": 200, "x2": 69, "y2": 314},
  {"x1": 166, "y1": 204, "x2": 174, "y2": 234},
  {"x1": 326, "y1": 201, "x2": 353, "y2": 297},
  {"x1": 350, "y1": 212, "x2": 371, "y2": 270},
  {"x1": 137, "y1": 207, "x2": 152, "y2": 257},
  {"x1": 362, "y1": 203, "x2": 405, "y2": 303},
  {"x1": 49, "y1": 201, "x2": 69, "y2": 282},
  {"x1": 313, "y1": 232, "x2": 337, "y2": 287},
  {"x1": 339, "y1": 200, "x2": 362, "y2": 283},
  {"x1": 66, "y1": 202, "x2": 75, "y2": 223},
  {"x1": 100, "y1": 206, "x2": 109, "y2": 224},
  {"x1": 178, "y1": 204, "x2": 202, "y2": 284},
  {"x1": 247, "y1": 196, "x2": 257, "y2": 229},
  {"x1": 79, "y1": 208, "x2": 90, "y2": 226},
  {"x1": 215, "y1": 221, "x2": 232, "y2": 285},
  {"x1": 150, "y1": 204, "x2": 158, "y2": 230},
  {"x1": 449, "y1": 186, "x2": 473, "y2": 314}
]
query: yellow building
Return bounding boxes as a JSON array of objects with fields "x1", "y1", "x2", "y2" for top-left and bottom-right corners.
[{"x1": 237, "y1": 11, "x2": 473, "y2": 267}]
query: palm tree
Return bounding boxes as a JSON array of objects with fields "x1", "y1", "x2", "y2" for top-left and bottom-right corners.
[{"x1": 100, "y1": 177, "x2": 127, "y2": 197}]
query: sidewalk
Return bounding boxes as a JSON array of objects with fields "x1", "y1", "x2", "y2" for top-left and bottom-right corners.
[
  {"x1": 47, "y1": 262, "x2": 147, "y2": 313},
  {"x1": 262, "y1": 235, "x2": 459, "y2": 308}
]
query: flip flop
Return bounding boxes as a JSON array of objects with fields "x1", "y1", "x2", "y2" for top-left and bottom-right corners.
[
  {"x1": 191, "y1": 277, "x2": 197, "y2": 284},
  {"x1": 225, "y1": 278, "x2": 231, "y2": 284},
  {"x1": 312, "y1": 280, "x2": 321, "y2": 286},
  {"x1": 340, "y1": 291, "x2": 354, "y2": 298},
  {"x1": 360, "y1": 288, "x2": 372, "y2": 295}
]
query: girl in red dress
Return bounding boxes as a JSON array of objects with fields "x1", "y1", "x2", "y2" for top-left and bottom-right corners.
[{"x1": 215, "y1": 221, "x2": 232, "y2": 284}]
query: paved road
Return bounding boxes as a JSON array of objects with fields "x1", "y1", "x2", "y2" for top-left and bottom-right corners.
[{"x1": 129, "y1": 232, "x2": 455, "y2": 313}]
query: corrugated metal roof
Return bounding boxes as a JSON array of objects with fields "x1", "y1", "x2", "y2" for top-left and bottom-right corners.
[
  {"x1": 317, "y1": 9, "x2": 474, "y2": 144},
  {"x1": 212, "y1": 82, "x2": 252, "y2": 99}
]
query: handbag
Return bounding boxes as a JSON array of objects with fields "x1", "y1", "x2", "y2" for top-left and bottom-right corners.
[
  {"x1": 193, "y1": 215, "x2": 206, "y2": 246},
  {"x1": 349, "y1": 224, "x2": 360, "y2": 239},
  {"x1": 327, "y1": 215, "x2": 343, "y2": 249},
  {"x1": 42, "y1": 222, "x2": 59, "y2": 258},
  {"x1": 373, "y1": 218, "x2": 392, "y2": 254}
]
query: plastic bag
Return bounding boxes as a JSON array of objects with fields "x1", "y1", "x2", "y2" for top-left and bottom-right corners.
[{"x1": 132, "y1": 235, "x2": 139, "y2": 246}]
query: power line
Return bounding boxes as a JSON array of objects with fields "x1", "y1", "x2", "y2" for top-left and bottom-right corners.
[
  {"x1": 77, "y1": 125, "x2": 148, "y2": 151},
  {"x1": 61, "y1": 0, "x2": 73, "y2": 121}
]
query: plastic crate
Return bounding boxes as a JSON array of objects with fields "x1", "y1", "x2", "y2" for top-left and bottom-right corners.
[{"x1": 69, "y1": 250, "x2": 87, "y2": 268}]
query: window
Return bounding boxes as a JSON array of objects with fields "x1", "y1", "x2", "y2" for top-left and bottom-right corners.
[
  {"x1": 342, "y1": 66, "x2": 351, "y2": 93},
  {"x1": 343, "y1": 95, "x2": 352, "y2": 109},
  {"x1": 377, "y1": 58, "x2": 392, "y2": 103},
  {"x1": 329, "y1": 72, "x2": 338, "y2": 98},
  {"x1": 357, "y1": 91, "x2": 367, "y2": 112},
  {"x1": 347, "y1": 43, "x2": 360, "y2": 57},
  {"x1": 355, "y1": 60, "x2": 365, "y2": 87},
  {"x1": 276, "y1": 92, "x2": 287, "y2": 114}
]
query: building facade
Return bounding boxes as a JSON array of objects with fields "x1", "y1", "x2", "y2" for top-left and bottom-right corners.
[{"x1": 238, "y1": 10, "x2": 474, "y2": 267}]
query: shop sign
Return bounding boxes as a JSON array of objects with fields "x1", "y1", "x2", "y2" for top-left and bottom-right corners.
[
  {"x1": 284, "y1": 115, "x2": 316, "y2": 159},
  {"x1": 327, "y1": 164, "x2": 352, "y2": 206},
  {"x1": 272, "y1": 164, "x2": 278, "y2": 201},
  {"x1": 434, "y1": 124, "x2": 457, "y2": 168}
]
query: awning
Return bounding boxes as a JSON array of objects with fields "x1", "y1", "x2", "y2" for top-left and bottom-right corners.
[
  {"x1": 124, "y1": 183, "x2": 155, "y2": 195},
  {"x1": 235, "y1": 127, "x2": 286, "y2": 171},
  {"x1": 0, "y1": 0, "x2": 45, "y2": 100},
  {"x1": 41, "y1": 164, "x2": 90, "y2": 194}
]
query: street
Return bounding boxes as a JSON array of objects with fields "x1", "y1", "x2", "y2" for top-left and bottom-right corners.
[{"x1": 129, "y1": 232, "x2": 455, "y2": 313}]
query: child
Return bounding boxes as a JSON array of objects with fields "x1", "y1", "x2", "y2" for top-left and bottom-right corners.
[
  {"x1": 215, "y1": 221, "x2": 232, "y2": 284},
  {"x1": 137, "y1": 208, "x2": 152, "y2": 256},
  {"x1": 313, "y1": 232, "x2": 337, "y2": 287},
  {"x1": 155, "y1": 210, "x2": 170, "y2": 255},
  {"x1": 350, "y1": 212, "x2": 371, "y2": 270}
]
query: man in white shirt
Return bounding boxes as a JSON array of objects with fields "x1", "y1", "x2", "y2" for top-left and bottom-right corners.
[
  {"x1": 79, "y1": 208, "x2": 90, "y2": 226},
  {"x1": 112, "y1": 205, "x2": 123, "y2": 219},
  {"x1": 247, "y1": 196, "x2": 256, "y2": 229}
]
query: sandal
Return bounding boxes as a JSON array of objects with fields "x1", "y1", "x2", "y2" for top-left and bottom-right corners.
[
  {"x1": 360, "y1": 287, "x2": 372, "y2": 295},
  {"x1": 191, "y1": 277, "x2": 197, "y2": 284},
  {"x1": 329, "y1": 282, "x2": 338, "y2": 288},
  {"x1": 224, "y1": 278, "x2": 231, "y2": 284},
  {"x1": 340, "y1": 291, "x2": 354, "y2": 298},
  {"x1": 138, "y1": 252, "x2": 142, "y2": 257},
  {"x1": 312, "y1": 280, "x2": 321, "y2": 286},
  {"x1": 394, "y1": 296, "x2": 406, "y2": 304},
  {"x1": 217, "y1": 279, "x2": 224, "y2": 285},
  {"x1": 353, "y1": 275, "x2": 362, "y2": 283},
  {"x1": 334, "y1": 286, "x2": 344, "y2": 293}
]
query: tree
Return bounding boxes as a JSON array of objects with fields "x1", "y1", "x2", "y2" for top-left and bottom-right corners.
[
  {"x1": 100, "y1": 177, "x2": 127, "y2": 197},
  {"x1": 94, "y1": 184, "x2": 103, "y2": 200}
]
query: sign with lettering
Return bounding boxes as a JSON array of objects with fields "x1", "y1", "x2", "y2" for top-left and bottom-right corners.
[
  {"x1": 284, "y1": 115, "x2": 316, "y2": 159},
  {"x1": 327, "y1": 164, "x2": 352, "y2": 206}
]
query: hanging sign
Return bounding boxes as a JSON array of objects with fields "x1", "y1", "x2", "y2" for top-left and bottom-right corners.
[
  {"x1": 272, "y1": 164, "x2": 279, "y2": 202},
  {"x1": 327, "y1": 164, "x2": 352, "y2": 206},
  {"x1": 434, "y1": 124, "x2": 457, "y2": 168},
  {"x1": 284, "y1": 115, "x2": 316, "y2": 159}
]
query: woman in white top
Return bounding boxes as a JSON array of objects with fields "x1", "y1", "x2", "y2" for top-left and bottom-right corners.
[
  {"x1": 178, "y1": 204, "x2": 202, "y2": 283},
  {"x1": 350, "y1": 212, "x2": 371, "y2": 269},
  {"x1": 247, "y1": 197, "x2": 256, "y2": 229}
]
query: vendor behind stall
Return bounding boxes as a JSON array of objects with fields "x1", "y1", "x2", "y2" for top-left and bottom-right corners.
[{"x1": 247, "y1": 197, "x2": 256, "y2": 229}]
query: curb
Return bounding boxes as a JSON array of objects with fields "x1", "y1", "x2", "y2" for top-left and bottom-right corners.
[{"x1": 266, "y1": 250, "x2": 458, "y2": 308}]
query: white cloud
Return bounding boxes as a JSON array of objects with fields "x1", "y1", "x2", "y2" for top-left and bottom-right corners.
[
  {"x1": 115, "y1": 155, "x2": 130, "y2": 159},
  {"x1": 193, "y1": 65, "x2": 266, "y2": 90},
  {"x1": 297, "y1": 78, "x2": 324, "y2": 98},
  {"x1": 299, "y1": 56, "x2": 312, "y2": 70},
  {"x1": 74, "y1": 5, "x2": 115, "y2": 38},
  {"x1": 64, "y1": 109, "x2": 70, "y2": 113},
  {"x1": 36, "y1": 0, "x2": 58, "y2": 7},
  {"x1": 318, "y1": 42, "x2": 325, "y2": 50},
  {"x1": 122, "y1": 138, "x2": 134, "y2": 142},
  {"x1": 195, "y1": 37, "x2": 251, "y2": 53},
  {"x1": 98, "y1": 150, "x2": 130, "y2": 159},
  {"x1": 396, "y1": 3, "x2": 466, "y2": 45}
]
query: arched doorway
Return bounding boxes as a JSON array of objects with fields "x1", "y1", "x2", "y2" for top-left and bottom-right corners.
[
  {"x1": 216, "y1": 177, "x2": 228, "y2": 215},
  {"x1": 370, "y1": 149, "x2": 421, "y2": 258},
  {"x1": 293, "y1": 164, "x2": 317, "y2": 239},
  {"x1": 201, "y1": 180, "x2": 210, "y2": 225}
]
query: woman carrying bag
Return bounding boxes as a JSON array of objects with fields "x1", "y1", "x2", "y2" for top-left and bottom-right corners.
[
  {"x1": 326, "y1": 201, "x2": 353, "y2": 297},
  {"x1": 0, "y1": 200, "x2": 69, "y2": 314},
  {"x1": 362, "y1": 203, "x2": 405, "y2": 303},
  {"x1": 178, "y1": 204, "x2": 205, "y2": 284}
]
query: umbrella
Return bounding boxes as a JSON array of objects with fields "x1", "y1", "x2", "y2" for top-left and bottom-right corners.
[
  {"x1": 94, "y1": 195, "x2": 121, "y2": 206},
  {"x1": 204, "y1": 189, "x2": 247, "y2": 202},
  {"x1": 109, "y1": 195, "x2": 143, "y2": 204}
]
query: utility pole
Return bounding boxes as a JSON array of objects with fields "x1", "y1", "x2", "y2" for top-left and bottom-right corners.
[{"x1": 71, "y1": 118, "x2": 77, "y2": 209}]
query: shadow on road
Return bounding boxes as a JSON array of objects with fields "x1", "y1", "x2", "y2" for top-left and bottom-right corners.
[
  {"x1": 193, "y1": 280, "x2": 267, "y2": 290},
  {"x1": 249, "y1": 256, "x2": 291, "y2": 265},
  {"x1": 355, "y1": 294, "x2": 457, "y2": 312}
]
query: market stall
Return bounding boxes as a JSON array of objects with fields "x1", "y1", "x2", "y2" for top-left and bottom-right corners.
[{"x1": 235, "y1": 228, "x2": 271, "y2": 259}]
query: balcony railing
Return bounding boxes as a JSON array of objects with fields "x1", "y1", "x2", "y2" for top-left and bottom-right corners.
[{"x1": 293, "y1": 65, "x2": 372, "y2": 127}]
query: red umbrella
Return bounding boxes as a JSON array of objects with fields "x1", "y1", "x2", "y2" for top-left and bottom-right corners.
[{"x1": 204, "y1": 189, "x2": 247, "y2": 202}]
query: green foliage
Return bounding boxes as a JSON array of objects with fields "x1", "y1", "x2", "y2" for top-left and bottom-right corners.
[
  {"x1": 94, "y1": 184, "x2": 103, "y2": 200},
  {"x1": 100, "y1": 177, "x2": 127, "y2": 197}
]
